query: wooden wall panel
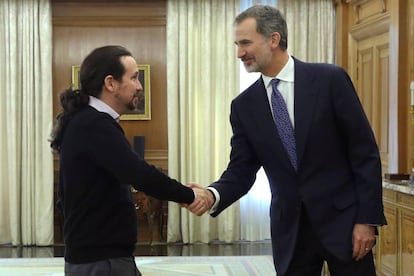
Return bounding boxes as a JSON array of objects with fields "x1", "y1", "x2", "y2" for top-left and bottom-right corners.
[
  {"x1": 52, "y1": 0, "x2": 168, "y2": 244},
  {"x1": 380, "y1": 202, "x2": 398, "y2": 275},
  {"x1": 53, "y1": 2, "x2": 166, "y2": 27},
  {"x1": 400, "y1": 209, "x2": 414, "y2": 276},
  {"x1": 52, "y1": 1, "x2": 168, "y2": 165},
  {"x1": 379, "y1": 189, "x2": 414, "y2": 276},
  {"x1": 388, "y1": 0, "x2": 411, "y2": 173},
  {"x1": 351, "y1": 28, "x2": 390, "y2": 173},
  {"x1": 336, "y1": 1, "x2": 414, "y2": 274},
  {"x1": 347, "y1": 0, "x2": 389, "y2": 24},
  {"x1": 337, "y1": 0, "x2": 414, "y2": 174},
  {"x1": 409, "y1": 0, "x2": 414, "y2": 169}
]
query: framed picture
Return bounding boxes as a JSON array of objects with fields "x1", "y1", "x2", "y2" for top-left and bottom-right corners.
[{"x1": 71, "y1": 64, "x2": 151, "y2": 120}]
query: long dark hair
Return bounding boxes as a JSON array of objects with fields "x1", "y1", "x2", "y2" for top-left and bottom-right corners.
[{"x1": 50, "y1": 45, "x2": 132, "y2": 152}]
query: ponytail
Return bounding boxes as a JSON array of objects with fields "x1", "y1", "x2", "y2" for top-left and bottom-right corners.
[{"x1": 50, "y1": 87, "x2": 89, "y2": 152}]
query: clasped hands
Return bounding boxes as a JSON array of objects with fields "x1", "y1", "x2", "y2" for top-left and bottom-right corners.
[{"x1": 181, "y1": 183, "x2": 215, "y2": 216}]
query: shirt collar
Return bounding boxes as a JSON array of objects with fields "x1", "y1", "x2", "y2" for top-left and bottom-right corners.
[
  {"x1": 88, "y1": 96, "x2": 120, "y2": 120},
  {"x1": 262, "y1": 55, "x2": 295, "y2": 88}
]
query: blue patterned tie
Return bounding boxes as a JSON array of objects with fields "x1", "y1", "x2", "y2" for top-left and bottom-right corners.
[{"x1": 271, "y1": 78, "x2": 297, "y2": 171}]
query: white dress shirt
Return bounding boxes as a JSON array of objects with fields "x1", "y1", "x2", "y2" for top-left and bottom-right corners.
[
  {"x1": 262, "y1": 55, "x2": 295, "y2": 127},
  {"x1": 88, "y1": 96, "x2": 120, "y2": 121}
]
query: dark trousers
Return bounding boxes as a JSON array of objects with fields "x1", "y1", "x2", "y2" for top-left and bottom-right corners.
[
  {"x1": 284, "y1": 210, "x2": 376, "y2": 276},
  {"x1": 65, "y1": 257, "x2": 142, "y2": 276}
]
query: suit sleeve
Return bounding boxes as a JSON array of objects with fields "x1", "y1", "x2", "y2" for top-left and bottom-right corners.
[
  {"x1": 209, "y1": 100, "x2": 261, "y2": 217},
  {"x1": 331, "y1": 67, "x2": 386, "y2": 225}
]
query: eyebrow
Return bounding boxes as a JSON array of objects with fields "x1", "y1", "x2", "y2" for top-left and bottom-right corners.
[{"x1": 235, "y1": 39, "x2": 251, "y2": 45}]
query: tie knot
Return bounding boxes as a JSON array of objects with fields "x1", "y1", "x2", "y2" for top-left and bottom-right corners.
[{"x1": 271, "y1": 78, "x2": 280, "y2": 88}]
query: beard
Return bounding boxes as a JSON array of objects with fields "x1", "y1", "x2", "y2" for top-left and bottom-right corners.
[
  {"x1": 242, "y1": 51, "x2": 272, "y2": 73},
  {"x1": 126, "y1": 96, "x2": 138, "y2": 111},
  {"x1": 243, "y1": 62, "x2": 259, "y2": 73},
  {"x1": 242, "y1": 56, "x2": 260, "y2": 73}
]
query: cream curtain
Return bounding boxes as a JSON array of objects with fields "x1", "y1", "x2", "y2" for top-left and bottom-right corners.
[
  {"x1": 167, "y1": 0, "x2": 240, "y2": 243},
  {"x1": 277, "y1": 0, "x2": 336, "y2": 63},
  {"x1": 0, "y1": 0, "x2": 54, "y2": 246},
  {"x1": 239, "y1": 0, "x2": 277, "y2": 242}
]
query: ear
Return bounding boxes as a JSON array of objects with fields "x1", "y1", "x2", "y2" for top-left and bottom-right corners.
[
  {"x1": 103, "y1": 75, "x2": 117, "y2": 92},
  {"x1": 270, "y1": 32, "x2": 281, "y2": 48}
]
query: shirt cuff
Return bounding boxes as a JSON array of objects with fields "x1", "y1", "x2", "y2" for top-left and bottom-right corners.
[{"x1": 207, "y1": 187, "x2": 220, "y2": 214}]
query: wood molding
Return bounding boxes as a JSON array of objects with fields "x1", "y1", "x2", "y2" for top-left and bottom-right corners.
[
  {"x1": 334, "y1": 1, "x2": 350, "y2": 67},
  {"x1": 349, "y1": 12, "x2": 389, "y2": 40},
  {"x1": 145, "y1": 149, "x2": 168, "y2": 171},
  {"x1": 53, "y1": 149, "x2": 169, "y2": 170},
  {"x1": 347, "y1": 0, "x2": 387, "y2": 24},
  {"x1": 52, "y1": 2, "x2": 166, "y2": 26},
  {"x1": 346, "y1": 0, "x2": 385, "y2": 7},
  {"x1": 409, "y1": 0, "x2": 414, "y2": 170},
  {"x1": 53, "y1": 16, "x2": 165, "y2": 27}
]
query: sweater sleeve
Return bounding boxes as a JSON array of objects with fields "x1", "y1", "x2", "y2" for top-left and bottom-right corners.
[{"x1": 85, "y1": 115, "x2": 195, "y2": 204}]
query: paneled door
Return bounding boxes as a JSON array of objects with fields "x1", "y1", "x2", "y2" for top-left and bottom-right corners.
[{"x1": 351, "y1": 32, "x2": 389, "y2": 173}]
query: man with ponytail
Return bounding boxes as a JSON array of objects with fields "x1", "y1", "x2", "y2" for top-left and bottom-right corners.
[{"x1": 50, "y1": 45, "x2": 210, "y2": 276}]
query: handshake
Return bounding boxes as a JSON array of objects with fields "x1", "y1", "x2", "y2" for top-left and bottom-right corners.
[{"x1": 181, "y1": 183, "x2": 215, "y2": 216}]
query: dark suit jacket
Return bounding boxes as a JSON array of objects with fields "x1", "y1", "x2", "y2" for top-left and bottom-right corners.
[{"x1": 210, "y1": 58, "x2": 387, "y2": 275}]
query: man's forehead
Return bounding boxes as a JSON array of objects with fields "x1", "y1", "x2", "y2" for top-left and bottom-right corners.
[
  {"x1": 235, "y1": 18, "x2": 257, "y2": 35},
  {"x1": 121, "y1": 56, "x2": 138, "y2": 71},
  {"x1": 234, "y1": 20, "x2": 259, "y2": 42},
  {"x1": 235, "y1": 18, "x2": 256, "y2": 30},
  {"x1": 120, "y1": 55, "x2": 135, "y2": 63}
]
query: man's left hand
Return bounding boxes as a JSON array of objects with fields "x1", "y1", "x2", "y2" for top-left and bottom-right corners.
[{"x1": 352, "y1": 224, "x2": 376, "y2": 261}]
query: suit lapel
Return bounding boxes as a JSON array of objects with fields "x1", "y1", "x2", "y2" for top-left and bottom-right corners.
[
  {"x1": 293, "y1": 58, "x2": 317, "y2": 167},
  {"x1": 244, "y1": 64, "x2": 317, "y2": 173},
  {"x1": 249, "y1": 78, "x2": 296, "y2": 172}
]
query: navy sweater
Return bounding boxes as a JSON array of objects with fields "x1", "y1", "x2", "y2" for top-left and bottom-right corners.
[{"x1": 58, "y1": 106, "x2": 194, "y2": 263}]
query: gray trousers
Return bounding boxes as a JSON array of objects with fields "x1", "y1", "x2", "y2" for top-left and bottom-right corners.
[{"x1": 65, "y1": 257, "x2": 142, "y2": 276}]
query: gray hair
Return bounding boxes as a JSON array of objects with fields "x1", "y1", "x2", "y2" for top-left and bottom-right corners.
[{"x1": 234, "y1": 5, "x2": 288, "y2": 50}]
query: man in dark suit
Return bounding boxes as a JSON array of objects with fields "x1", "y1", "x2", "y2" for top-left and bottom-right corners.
[{"x1": 186, "y1": 5, "x2": 387, "y2": 276}]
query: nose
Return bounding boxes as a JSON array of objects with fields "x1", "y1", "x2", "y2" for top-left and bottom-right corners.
[
  {"x1": 237, "y1": 47, "x2": 245, "y2": 59},
  {"x1": 137, "y1": 80, "x2": 143, "y2": 91}
]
